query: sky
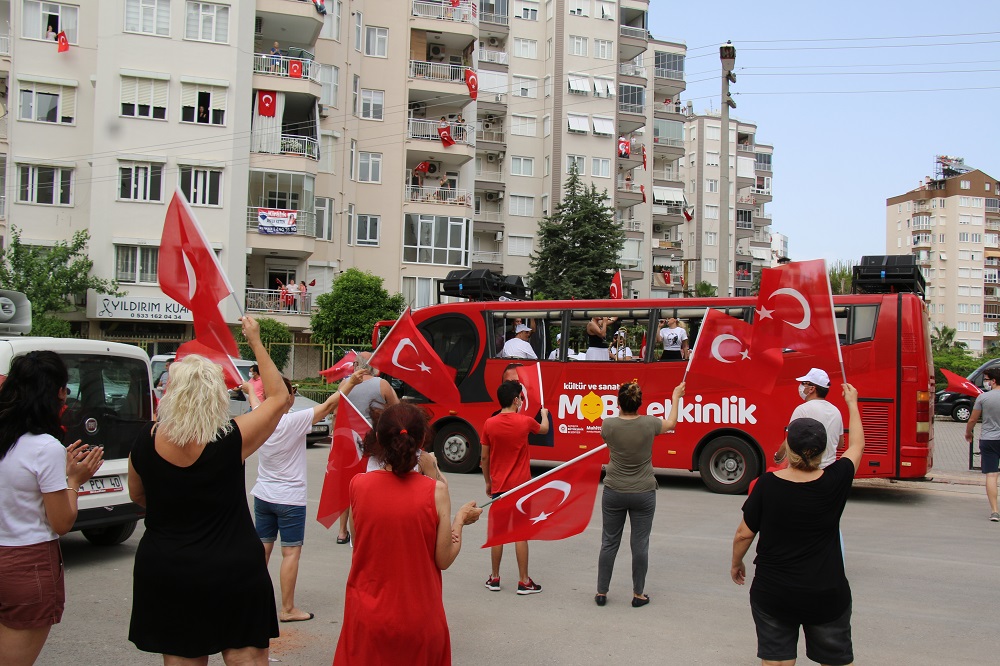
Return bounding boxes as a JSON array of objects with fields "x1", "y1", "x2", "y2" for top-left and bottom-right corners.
[{"x1": 649, "y1": 1, "x2": 1000, "y2": 264}]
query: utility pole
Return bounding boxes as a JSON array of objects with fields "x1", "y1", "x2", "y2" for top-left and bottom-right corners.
[{"x1": 718, "y1": 42, "x2": 737, "y2": 298}]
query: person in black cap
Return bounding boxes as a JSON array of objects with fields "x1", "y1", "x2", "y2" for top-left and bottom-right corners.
[{"x1": 731, "y1": 383, "x2": 865, "y2": 666}]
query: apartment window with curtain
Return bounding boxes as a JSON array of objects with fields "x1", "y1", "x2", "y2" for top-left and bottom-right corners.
[
  {"x1": 566, "y1": 155, "x2": 585, "y2": 174},
  {"x1": 180, "y1": 83, "x2": 226, "y2": 125},
  {"x1": 403, "y1": 214, "x2": 469, "y2": 266},
  {"x1": 120, "y1": 76, "x2": 168, "y2": 120},
  {"x1": 320, "y1": 65, "x2": 339, "y2": 107},
  {"x1": 178, "y1": 166, "x2": 222, "y2": 206},
  {"x1": 19, "y1": 82, "x2": 76, "y2": 124},
  {"x1": 185, "y1": 2, "x2": 229, "y2": 43},
  {"x1": 513, "y1": 38, "x2": 537, "y2": 59},
  {"x1": 115, "y1": 245, "x2": 159, "y2": 284},
  {"x1": 509, "y1": 235, "x2": 533, "y2": 256},
  {"x1": 510, "y1": 115, "x2": 536, "y2": 136},
  {"x1": 364, "y1": 26, "x2": 388, "y2": 57},
  {"x1": 568, "y1": 35, "x2": 587, "y2": 56},
  {"x1": 592, "y1": 158, "x2": 611, "y2": 178},
  {"x1": 18, "y1": 164, "x2": 73, "y2": 205},
  {"x1": 315, "y1": 197, "x2": 334, "y2": 241},
  {"x1": 119, "y1": 162, "x2": 163, "y2": 202},
  {"x1": 402, "y1": 277, "x2": 437, "y2": 309},
  {"x1": 703, "y1": 258, "x2": 717, "y2": 272},
  {"x1": 358, "y1": 152, "x2": 382, "y2": 183},
  {"x1": 509, "y1": 195, "x2": 534, "y2": 217},
  {"x1": 516, "y1": 0, "x2": 538, "y2": 20},
  {"x1": 510, "y1": 156, "x2": 534, "y2": 177},
  {"x1": 320, "y1": 2, "x2": 342, "y2": 40},
  {"x1": 360, "y1": 89, "x2": 384, "y2": 120},
  {"x1": 594, "y1": 39, "x2": 613, "y2": 59},
  {"x1": 354, "y1": 214, "x2": 380, "y2": 246},
  {"x1": 512, "y1": 76, "x2": 537, "y2": 98},
  {"x1": 125, "y1": 0, "x2": 170, "y2": 36},
  {"x1": 22, "y1": 1, "x2": 79, "y2": 42}
]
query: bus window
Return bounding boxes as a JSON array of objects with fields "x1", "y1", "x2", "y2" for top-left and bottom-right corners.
[
  {"x1": 852, "y1": 305, "x2": 879, "y2": 343},
  {"x1": 491, "y1": 311, "x2": 562, "y2": 360},
  {"x1": 655, "y1": 308, "x2": 692, "y2": 361},
  {"x1": 420, "y1": 315, "x2": 479, "y2": 385},
  {"x1": 568, "y1": 309, "x2": 651, "y2": 362}
]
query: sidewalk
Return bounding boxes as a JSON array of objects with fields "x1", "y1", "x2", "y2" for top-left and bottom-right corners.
[{"x1": 925, "y1": 417, "x2": 984, "y2": 487}]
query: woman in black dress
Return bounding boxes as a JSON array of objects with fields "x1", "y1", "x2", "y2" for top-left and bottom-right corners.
[{"x1": 128, "y1": 316, "x2": 290, "y2": 665}]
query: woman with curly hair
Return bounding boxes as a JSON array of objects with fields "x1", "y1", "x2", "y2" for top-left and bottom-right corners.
[
  {"x1": 0, "y1": 351, "x2": 104, "y2": 666},
  {"x1": 595, "y1": 380, "x2": 685, "y2": 608},
  {"x1": 334, "y1": 403, "x2": 482, "y2": 665},
  {"x1": 127, "y1": 315, "x2": 290, "y2": 665}
]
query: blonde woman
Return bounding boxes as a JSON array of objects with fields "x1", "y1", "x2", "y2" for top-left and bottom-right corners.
[{"x1": 128, "y1": 316, "x2": 290, "y2": 665}]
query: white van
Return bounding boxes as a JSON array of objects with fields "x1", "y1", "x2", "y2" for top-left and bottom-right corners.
[{"x1": 0, "y1": 337, "x2": 153, "y2": 545}]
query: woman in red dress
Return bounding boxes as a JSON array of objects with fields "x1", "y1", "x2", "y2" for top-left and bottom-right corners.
[{"x1": 334, "y1": 404, "x2": 481, "y2": 665}]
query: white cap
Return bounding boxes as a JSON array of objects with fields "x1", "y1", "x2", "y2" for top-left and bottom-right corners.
[
  {"x1": 515, "y1": 324, "x2": 532, "y2": 334},
  {"x1": 795, "y1": 368, "x2": 831, "y2": 389},
  {"x1": 556, "y1": 333, "x2": 562, "y2": 342},
  {"x1": 614, "y1": 329, "x2": 626, "y2": 338}
]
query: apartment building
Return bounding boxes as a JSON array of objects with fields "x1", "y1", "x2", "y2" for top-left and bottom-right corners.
[
  {"x1": 0, "y1": 1, "x2": 693, "y2": 350},
  {"x1": 885, "y1": 157, "x2": 1000, "y2": 352}
]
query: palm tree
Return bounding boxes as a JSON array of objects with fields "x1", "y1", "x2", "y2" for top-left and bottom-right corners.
[
  {"x1": 931, "y1": 325, "x2": 963, "y2": 352},
  {"x1": 694, "y1": 281, "x2": 718, "y2": 297}
]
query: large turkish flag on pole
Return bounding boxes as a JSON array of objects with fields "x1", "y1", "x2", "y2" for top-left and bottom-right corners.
[
  {"x1": 609, "y1": 270, "x2": 624, "y2": 299},
  {"x1": 319, "y1": 350, "x2": 358, "y2": 384},
  {"x1": 317, "y1": 396, "x2": 371, "y2": 528},
  {"x1": 483, "y1": 445, "x2": 606, "y2": 547},
  {"x1": 685, "y1": 308, "x2": 783, "y2": 393},
  {"x1": 369, "y1": 308, "x2": 462, "y2": 406}
]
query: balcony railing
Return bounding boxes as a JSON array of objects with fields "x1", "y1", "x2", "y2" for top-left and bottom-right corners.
[
  {"x1": 405, "y1": 185, "x2": 473, "y2": 206},
  {"x1": 476, "y1": 168, "x2": 504, "y2": 182},
  {"x1": 252, "y1": 53, "x2": 321, "y2": 83},
  {"x1": 619, "y1": 62, "x2": 647, "y2": 77},
  {"x1": 412, "y1": 0, "x2": 478, "y2": 25},
  {"x1": 616, "y1": 179, "x2": 642, "y2": 193},
  {"x1": 735, "y1": 269, "x2": 753, "y2": 282},
  {"x1": 0, "y1": 33, "x2": 9, "y2": 56},
  {"x1": 652, "y1": 168, "x2": 678, "y2": 181},
  {"x1": 653, "y1": 203, "x2": 684, "y2": 216},
  {"x1": 410, "y1": 60, "x2": 468, "y2": 84},
  {"x1": 987, "y1": 199, "x2": 1000, "y2": 212},
  {"x1": 476, "y1": 127, "x2": 505, "y2": 143},
  {"x1": 755, "y1": 162, "x2": 772, "y2": 172},
  {"x1": 654, "y1": 67, "x2": 684, "y2": 81},
  {"x1": 246, "y1": 288, "x2": 314, "y2": 315},
  {"x1": 737, "y1": 143, "x2": 756, "y2": 153},
  {"x1": 653, "y1": 136, "x2": 684, "y2": 148},
  {"x1": 475, "y1": 209, "x2": 503, "y2": 223},
  {"x1": 408, "y1": 118, "x2": 476, "y2": 146},
  {"x1": 736, "y1": 220, "x2": 754, "y2": 230},
  {"x1": 480, "y1": 11, "x2": 509, "y2": 25},
  {"x1": 245, "y1": 207, "x2": 316, "y2": 236},
  {"x1": 619, "y1": 257, "x2": 644, "y2": 270},
  {"x1": 618, "y1": 101, "x2": 645, "y2": 115},
  {"x1": 479, "y1": 48, "x2": 509, "y2": 65},
  {"x1": 472, "y1": 250, "x2": 502, "y2": 264},
  {"x1": 986, "y1": 220, "x2": 1000, "y2": 230},
  {"x1": 911, "y1": 221, "x2": 934, "y2": 231},
  {"x1": 275, "y1": 135, "x2": 319, "y2": 159},
  {"x1": 756, "y1": 210, "x2": 772, "y2": 220},
  {"x1": 752, "y1": 187, "x2": 772, "y2": 195},
  {"x1": 620, "y1": 25, "x2": 649, "y2": 40},
  {"x1": 652, "y1": 102, "x2": 682, "y2": 114}
]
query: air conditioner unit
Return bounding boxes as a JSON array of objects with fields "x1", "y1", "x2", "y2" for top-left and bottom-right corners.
[
  {"x1": 408, "y1": 101, "x2": 427, "y2": 117},
  {"x1": 483, "y1": 122, "x2": 493, "y2": 130},
  {"x1": 495, "y1": 231, "x2": 504, "y2": 242},
  {"x1": 429, "y1": 44, "x2": 445, "y2": 58},
  {"x1": 254, "y1": 17, "x2": 263, "y2": 35},
  {"x1": 486, "y1": 192, "x2": 498, "y2": 202},
  {"x1": 425, "y1": 161, "x2": 442, "y2": 175},
  {"x1": 653, "y1": 224, "x2": 663, "y2": 233},
  {"x1": 318, "y1": 104, "x2": 329, "y2": 118},
  {"x1": 488, "y1": 37, "x2": 500, "y2": 47},
  {"x1": 486, "y1": 153, "x2": 496, "y2": 162}
]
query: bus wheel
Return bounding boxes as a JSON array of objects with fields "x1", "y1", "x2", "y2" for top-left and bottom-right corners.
[
  {"x1": 81, "y1": 521, "x2": 137, "y2": 546},
  {"x1": 433, "y1": 422, "x2": 480, "y2": 474},
  {"x1": 698, "y1": 436, "x2": 759, "y2": 495}
]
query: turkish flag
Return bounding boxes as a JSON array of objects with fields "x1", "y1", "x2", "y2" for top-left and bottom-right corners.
[
  {"x1": 663, "y1": 269, "x2": 672, "y2": 286},
  {"x1": 640, "y1": 184, "x2": 646, "y2": 203},
  {"x1": 369, "y1": 308, "x2": 462, "y2": 406},
  {"x1": 686, "y1": 309, "x2": 783, "y2": 393},
  {"x1": 57, "y1": 31, "x2": 69, "y2": 52},
  {"x1": 174, "y1": 338, "x2": 244, "y2": 389},
  {"x1": 618, "y1": 137, "x2": 630, "y2": 158},
  {"x1": 317, "y1": 397, "x2": 371, "y2": 528},
  {"x1": 414, "y1": 161, "x2": 430, "y2": 173},
  {"x1": 320, "y1": 351, "x2": 357, "y2": 384},
  {"x1": 483, "y1": 446, "x2": 605, "y2": 547},
  {"x1": 288, "y1": 60, "x2": 303, "y2": 79},
  {"x1": 465, "y1": 68, "x2": 478, "y2": 100},
  {"x1": 751, "y1": 260, "x2": 841, "y2": 366},
  {"x1": 257, "y1": 91, "x2": 276, "y2": 117},
  {"x1": 312, "y1": 0, "x2": 328, "y2": 15},
  {"x1": 941, "y1": 368, "x2": 982, "y2": 398},
  {"x1": 610, "y1": 270, "x2": 624, "y2": 299},
  {"x1": 683, "y1": 206, "x2": 694, "y2": 222},
  {"x1": 450, "y1": 0, "x2": 460, "y2": 6},
  {"x1": 642, "y1": 145, "x2": 647, "y2": 170},
  {"x1": 308, "y1": 279, "x2": 316, "y2": 287},
  {"x1": 514, "y1": 364, "x2": 542, "y2": 414},
  {"x1": 438, "y1": 125, "x2": 456, "y2": 147}
]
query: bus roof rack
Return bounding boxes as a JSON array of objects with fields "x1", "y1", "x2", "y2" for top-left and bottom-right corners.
[
  {"x1": 851, "y1": 255, "x2": 925, "y2": 299},
  {"x1": 437, "y1": 269, "x2": 533, "y2": 302}
]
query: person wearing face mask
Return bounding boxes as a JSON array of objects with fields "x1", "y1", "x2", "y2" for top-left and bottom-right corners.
[
  {"x1": 786, "y1": 368, "x2": 844, "y2": 471},
  {"x1": 965, "y1": 367, "x2": 1000, "y2": 521}
]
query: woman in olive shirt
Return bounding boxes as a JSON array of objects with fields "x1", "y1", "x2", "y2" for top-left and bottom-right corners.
[{"x1": 595, "y1": 380, "x2": 685, "y2": 607}]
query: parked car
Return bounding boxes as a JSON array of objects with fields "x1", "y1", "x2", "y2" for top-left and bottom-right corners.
[{"x1": 935, "y1": 358, "x2": 1000, "y2": 422}]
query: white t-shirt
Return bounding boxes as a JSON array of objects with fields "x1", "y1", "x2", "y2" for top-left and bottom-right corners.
[
  {"x1": 659, "y1": 326, "x2": 688, "y2": 351},
  {"x1": 502, "y1": 337, "x2": 537, "y2": 359},
  {"x1": 0, "y1": 433, "x2": 67, "y2": 546},
  {"x1": 789, "y1": 399, "x2": 844, "y2": 469},
  {"x1": 251, "y1": 408, "x2": 315, "y2": 506}
]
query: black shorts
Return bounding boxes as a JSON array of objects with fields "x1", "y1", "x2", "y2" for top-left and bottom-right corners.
[
  {"x1": 660, "y1": 349, "x2": 683, "y2": 361},
  {"x1": 980, "y1": 439, "x2": 1000, "y2": 474},
  {"x1": 751, "y1": 601, "x2": 854, "y2": 666}
]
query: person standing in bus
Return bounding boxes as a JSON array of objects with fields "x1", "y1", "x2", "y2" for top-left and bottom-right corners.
[
  {"x1": 964, "y1": 366, "x2": 1000, "y2": 521},
  {"x1": 481, "y1": 381, "x2": 549, "y2": 595},
  {"x1": 609, "y1": 329, "x2": 633, "y2": 361},
  {"x1": 731, "y1": 384, "x2": 864, "y2": 666},
  {"x1": 789, "y1": 368, "x2": 843, "y2": 470},
  {"x1": 657, "y1": 317, "x2": 689, "y2": 361},
  {"x1": 501, "y1": 324, "x2": 537, "y2": 360},
  {"x1": 586, "y1": 316, "x2": 617, "y2": 361}
]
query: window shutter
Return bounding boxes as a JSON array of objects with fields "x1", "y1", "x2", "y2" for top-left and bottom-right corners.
[
  {"x1": 211, "y1": 86, "x2": 227, "y2": 114},
  {"x1": 152, "y1": 79, "x2": 168, "y2": 108},
  {"x1": 136, "y1": 79, "x2": 152, "y2": 107},
  {"x1": 60, "y1": 87, "x2": 76, "y2": 121},
  {"x1": 125, "y1": 0, "x2": 141, "y2": 32},
  {"x1": 121, "y1": 77, "x2": 137, "y2": 105},
  {"x1": 181, "y1": 83, "x2": 197, "y2": 108},
  {"x1": 185, "y1": 3, "x2": 199, "y2": 39}
]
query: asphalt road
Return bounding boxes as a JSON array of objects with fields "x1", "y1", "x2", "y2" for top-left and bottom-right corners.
[{"x1": 39, "y1": 441, "x2": 998, "y2": 665}]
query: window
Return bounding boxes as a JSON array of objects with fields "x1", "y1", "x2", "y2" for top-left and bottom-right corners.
[
  {"x1": 364, "y1": 26, "x2": 388, "y2": 57},
  {"x1": 961, "y1": 180, "x2": 971, "y2": 190},
  {"x1": 592, "y1": 117, "x2": 615, "y2": 136},
  {"x1": 566, "y1": 154, "x2": 585, "y2": 174},
  {"x1": 512, "y1": 76, "x2": 537, "y2": 98},
  {"x1": 568, "y1": 0, "x2": 588, "y2": 15},
  {"x1": 510, "y1": 156, "x2": 534, "y2": 177},
  {"x1": 359, "y1": 152, "x2": 382, "y2": 183},
  {"x1": 594, "y1": 39, "x2": 613, "y2": 59},
  {"x1": 704, "y1": 205, "x2": 719, "y2": 219},
  {"x1": 402, "y1": 277, "x2": 437, "y2": 309},
  {"x1": 543, "y1": 114, "x2": 551, "y2": 136},
  {"x1": 567, "y1": 113, "x2": 588, "y2": 134},
  {"x1": 349, "y1": 140, "x2": 356, "y2": 180},
  {"x1": 180, "y1": 83, "x2": 226, "y2": 125},
  {"x1": 119, "y1": 162, "x2": 163, "y2": 202},
  {"x1": 120, "y1": 76, "x2": 168, "y2": 120},
  {"x1": 516, "y1": 0, "x2": 538, "y2": 20},
  {"x1": 567, "y1": 74, "x2": 589, "y2": 95},
  {"x1": 703, "y1": 258, "x2": 717, "y2": 272},
  {"x1": 354, "y1": 11, "x2": 362, "y2": 51},
  {"x1": 959, "y1": 232, "x2": 970, "y2": 242},
  {"x1": 509, "y1": 235, "x2": 532, "y2": 256},
  {"x1": 569, "y1": 35, "x2": 587, "y2": 56},
  {"x1": 403, "y1": 214, "x2": 469, "y2": 265},
  {"x1": 705, "y1": 152, "x2": 720, "y2": 166},
  {"x1": 597, "y1": 0, "x2": 615, "y2": 19},
  {"x1": 320, "y1": 1, "x2": 342, "y2": 40},
  {"x1": 360, "y1": 89, "x2": 384, "y2": 120},
  {"x1": 185, "y1": 2, "x2": 229, "y2": 43},
  {"x1": 706, "y1": 179, "x2": 719, "y2": 193},
  {"x1": 510, "y1": 114, "x2": 536, "y2": 136},
  {"x1": 509, "y1": 195, "x2": 534, "y2": 217},
  {"x1": 541, "y1": 194, "x2": 549, "y2": 215},
  {"x1": 618, "y1": 83, "x2": 645, "y2": 112},
  {"x1": 18, "y1": 164, "x2": 73, "y2": 205},
  {"x1": 320, "y1": 65, "x2": 339, "y2": 106},
  {"x1": 592, "y1": 77, "x2": 615, "y2": 98},
  {"x1": 115, "y1": 245, "x2": 159, "y2": 284},
  {"x1": 22, "y1": 1, "x2": 79, "y2": 43},
  {"x1": 972, "y1": 233, "x2": 983, "y2": 243},
  {"x1": 125, "y1": 0, "x2": 170, "y2": 36},
  {"x1": 18, "y1": 82, "x2": 75, "y2": 124},
  {"x1": 352, "y1": 75, "x2": 360, "y2": 115},
  {"x1": 705, "y1": 125, "x2": 721, "y2": 140},
  {"x1": 355, "y1": 214, "x2": 380, "y2": 246},
  {"x1": 544, "y1": 156, "x2": 550, "y2": 176},
  {"x1": 705, "y1": 231, "x2": 717, "y2": 245},
  {"x1": 546, "y1": 37, "x2": 553, "y2": 59},
  {"x1": 592, "y1": 157, "x2": 611, "y2": 178},
  {"x1": 513, "y1": 38, "x2": 537, "y2": 59},
  {"x1": 544, "y1": 75, "x2": 552, "y2": 97},
  {"x1": 179, "y1": 167, "x2": 221, "y2": 206},
  {"x1": 315, "y1": 197, "x2": 334, "y2": 240}
]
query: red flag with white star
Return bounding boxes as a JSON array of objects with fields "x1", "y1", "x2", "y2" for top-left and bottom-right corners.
[
  {"x1": 465, "y1": 68, "x2": 478, "y2": 100},
  {"x1": 57, "y1": 31, "x2": 69, "y2": 52},
  {"x1": 288, "y1": 59, "x2": 303, "y2": 78},
  {"x1": 319, "y1": 351, "x2": 358, "y2": 384},
  {"x1": 257, "y1": 91, "x2": 276, "y2": 117},
  {"x1": 414, "y1": 161, "x2": 431, "y2": 173},
  {"x1": 618, "y1": 136, "x2": 630, "y2": 158},
  {"x1": 610, "y1": 270, "x2": 624, "y2": 299},
  {"x1": 483, "y1": 446, "x2": 606, "y2": 547},
  {"x1": 317, "y1": 396, "x2": 371, "y2": 528},
  {"x1": 685, "y1": 308, "x2": 783, "y2": 393},
  {"x1": 369, "y1": 308, "x2": 461, "y2": 406},
  {"x1": 941, "y1": 368, "x2": 982, "y2": 398},
  {"x1": 438, "y1": 124, "x2": 456, "y2": 147}
]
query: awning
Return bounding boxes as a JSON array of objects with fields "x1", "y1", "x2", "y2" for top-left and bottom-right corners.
[
  {"x1": 750, "y1": 247, "x2": 771, "y2": 261},
  {"x1": 593, "y1": 117, "x2": 615, "y2": 135},
  {"x1": 652, "y1": 187, "x2": 685, "y2": 204},
  {"x1": 567, "y1": 74, "x2": 589, "y2": 93},
  {"x1": 568, "y1": 114, "x2": 588, "y2": 132}
]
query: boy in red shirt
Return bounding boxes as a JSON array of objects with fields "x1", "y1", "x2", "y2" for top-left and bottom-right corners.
[{"x1": 481, "y1": 380, "x2": 550, "y2": 594}]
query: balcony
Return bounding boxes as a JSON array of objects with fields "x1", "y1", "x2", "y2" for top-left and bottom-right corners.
[
  {"x1": 618, "y1": 218, "x2": 643, "y2": 232},
  {"x1": 619, "y1": 62, "x2": 647, "y2": 78},
  {"x1": 277, "y1": 135, "x2": 318, "y2": 160},
  {"x1": 652, "y1": 168, "x2": 680, "y2": 183},
  {"x1": 476, "y1": 127, "x2": 505, "y2": 145},
  {"x1": 736, "y1": 220, "x2": 754, "y2": 230},
  {"x1": 752, "y1": 187, "x2": 772, "y2": 196},
  {"x1": 652, "y1": 101, "x2": 683, "y2": 115},
  {"x1": 755, "y1": 161, "x2": 772, "y2": 172},
  {"x1": 474, "y1": 209, "x2": 504, "y2": 233},
  {"x1": 912, "y1": 235, "x2": 933, "y2": 248},
  {"x1": 479, "y1": 48, "x2": 509, "y2": 65},
  {"x1": 245, "y1": 288, "x2": 314, "y2": 316},
  {"x1": 654, "y1": 67, "x2": 683, "y2": 81},
  {"x1": 481, "y1": 11, "x2": 509, "y2": 26},
  {"x1": 245, "y1": 207, "x2": 316, "y2": 236},
  {"x1": 253, "y1": 53, "x2": 320, "y2": 84},
  {"x1": 651, "y1": 239, "x2": 683, "y2": 256},
  {"x1": 405, "y1": 185, "x2": 473, "y2": 207},
  {"x1": 475, "y1": 167, "x2": 504, "y2": 183},
  {"x1": 620, "y1": 25, "x2": 648, "y2": 40},
  {"x1": 616, "y1": 178, "x2": 642, "y2": 193},
  {"x1": 412, "y1": 0, "x2": 478, "y2": 25},
  {"x1": 410, "y1": 60, "x2": 468, "y2": 84},
  {"x1": 472, "y1": 250, "x2": 502, "y2": 264},
  {"x1": 407, "y1": 118, "x2": 476, "y2": 146},
  {"x1": 618, "y1": 101, "x2": 645, "y2": 115}
]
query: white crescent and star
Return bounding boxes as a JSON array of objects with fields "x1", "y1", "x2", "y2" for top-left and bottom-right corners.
[
  {"x1": 261, "y1": 94, "x2": 273, "y2": 106},
  {"x1": 391, "y1": 338, "x2": 431, "y2": 373},
  {"x1": 757, "y1": 288, "x2": 811, "y2": 329},
  {"x1": 516, "y1": 480, "x2": 572, "y2": 524},
  {"x1": 710, "y1": 334, "x2": 745, "y2": 363}
]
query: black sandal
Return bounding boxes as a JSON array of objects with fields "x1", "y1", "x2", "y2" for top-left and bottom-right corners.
[
  {"x1": 336, "y1": 533, "x2": 351, "y2": 544},
  {"x1": 632, "y1": 594, "x2": 650, "y2": 608}
]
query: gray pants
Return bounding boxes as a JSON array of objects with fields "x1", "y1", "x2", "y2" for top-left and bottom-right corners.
[{"x1": 597, "y1": 486, "x2": 656, "y2": 596}]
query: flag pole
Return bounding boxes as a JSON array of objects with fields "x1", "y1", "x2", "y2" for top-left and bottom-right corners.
[
  {"x1": 371, "y1": 307, "x2": 410, "y2": 359},
  {"x1": 681, "y1": 307, "x2": 711, "y2": 384},
  {"x1": 536, "y1": 362, "x2": 545, "y2": 409},
  {"x1": 821, "y1": 260, "x2": 848, "y2": 384},
  {"x1": 479, "y1": 444, "x2": 608, "y2": 508}
]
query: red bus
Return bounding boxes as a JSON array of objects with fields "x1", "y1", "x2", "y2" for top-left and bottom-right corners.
[{"x1": 373, "y1": 293, "x2": 934, "y2": 494}]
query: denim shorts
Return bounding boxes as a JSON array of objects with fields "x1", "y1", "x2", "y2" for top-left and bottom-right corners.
[
  {"x1": 254, "y1": 497, "x2": 307, "y2": 547},
  {"x1": 980, "y1": 439, "x2": 1000, "y2": 474},
  {"x1": 751, "y1": 601, "x2": 854, "y2": 666}
]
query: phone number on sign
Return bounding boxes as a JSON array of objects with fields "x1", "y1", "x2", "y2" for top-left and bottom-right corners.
[{"x1": 127, "y1": 313, "x2": 187, "y2": 320}]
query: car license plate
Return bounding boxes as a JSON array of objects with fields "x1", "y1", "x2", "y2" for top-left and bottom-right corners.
[
  {"x1": 312, "y1": 425, "x2": 328, "y2": 434},
  {"x1": 78, "y1": 475, "x2": 124, "y2": 496}
]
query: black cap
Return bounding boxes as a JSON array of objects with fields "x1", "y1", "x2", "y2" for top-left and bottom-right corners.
[{"x1": 787, "y1": 418, "x2": 827, "y2": 459}]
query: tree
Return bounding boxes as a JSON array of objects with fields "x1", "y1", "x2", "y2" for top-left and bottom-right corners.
[
  {"x1": 235, "y1": 317, "x2": 292, "y2": 371},
  {"x1": 528, "y1": 167, "x2": 624, "y2": 300},
  {"x1": 931, "y1": 325, "x2": 965, "y2": 353},
  {"x1": 311, "y1": 269, "x2": 405, "y2": 342},
  {"x1": 750, "y1": 270, "x2": 761, "y2": 297},
  {"x1": 828, "y1": 260, "x2": 855, "y2": 295},
  {"x1": 694, "y1": 281, "x2": 718, "y2": 297},
  {"x1": 0, "y1": 227, "x2": 122, "y2": 336}
]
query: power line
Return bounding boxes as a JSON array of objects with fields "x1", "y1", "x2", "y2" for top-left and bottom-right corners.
[
  {"x1": 735, "y1": 85, "x2": 1000, "y2": 96},
  {"x1": 684, "y1": 31, "x2": 1000, "y2": 51}
]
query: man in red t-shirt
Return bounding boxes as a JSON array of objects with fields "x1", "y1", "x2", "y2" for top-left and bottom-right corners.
[{"x1": 481, "y1": 380, "x2": 549, "y2": 595}]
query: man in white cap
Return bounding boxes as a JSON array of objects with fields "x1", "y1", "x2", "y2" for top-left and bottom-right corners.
[
  {"x1": 788, "y1": 368, "x2": 843, "y2": 469},
  {"x1": 548, "y1": 333, "x2": 562, "y2": 360},
  {"x1": 502, "y1": 323, "x2": 537, "y2": 359}
]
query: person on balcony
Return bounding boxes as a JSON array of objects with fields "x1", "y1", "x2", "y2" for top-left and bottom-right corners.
[
  {"x1": 269, "y1": 42, "x2": 282, "y2": 72},
  {"x1": 285, "y1": 281, "x2": 300, "y2": 313}
]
